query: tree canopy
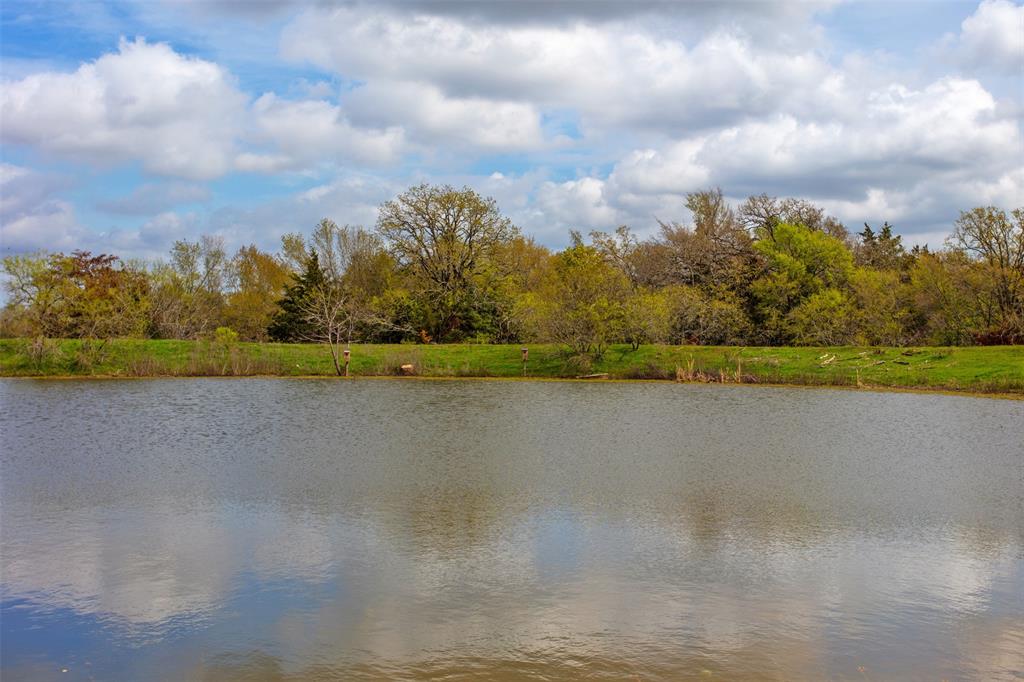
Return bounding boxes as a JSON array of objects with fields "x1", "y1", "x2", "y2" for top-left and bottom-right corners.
[{"x1": 4, "y1": 185, "x2": 1022, "y2": 352}]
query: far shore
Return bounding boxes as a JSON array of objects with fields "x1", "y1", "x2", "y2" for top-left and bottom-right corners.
[{"x1": 2, "y1": 339, "x2": 1021, "y2": 398}]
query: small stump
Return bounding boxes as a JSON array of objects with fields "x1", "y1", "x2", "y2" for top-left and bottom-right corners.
[{"x1": 400, "y1": 363, "x2": 415, "y2": 376}]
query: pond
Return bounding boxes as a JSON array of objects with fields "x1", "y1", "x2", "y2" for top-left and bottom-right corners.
[{"x1": 1, "y1": 379, "x2": 1022, "y2": 680}]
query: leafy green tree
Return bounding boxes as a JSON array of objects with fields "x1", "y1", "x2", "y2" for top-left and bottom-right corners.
[
  {"x1": 750, "y1": 221, "x2": 854, "y2": 344},
  {"x1": 2, "y1": 253, "x2": 72, "y2": 337},
  {"x1": 223, "y1": 245, "x2": 291, "y2": 341},
  {"x1": 787, "y1": 289, "x2": 855, "y2": 345},
  {"x1": 754, "y1": 221, "x2": 854, "y2": 294},
  {"x1": 909, "y1": 251, "x2": 992, "y2": 345},
  {"x1": 365, "y1": 287, "x2": 422, "y2": 342},
  {"x1": 376, "y1": 184, "x2": 519, "y2": 341},
  {"x1": 663, "y1": 284, "x2": 751, "y2": 345},
  {"x1": 850, "y1": 268, "x2": 913, "y2": 345},
  {"x1": 523, "y1": 243, "x2": 629, "y2": 357},
  {"x1": 483, "y1": 236, "x2": 552, "y2": 343},
  {"x1": 622, "y1": 289, "x2": 672, "y2": 350},
  {"x1": 739, "y1": 194, "x2": 848, "y2": 242}
]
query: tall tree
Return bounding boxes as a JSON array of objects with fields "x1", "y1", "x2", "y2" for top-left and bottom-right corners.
[
  {"x1": 1, "y1": 251, "x2": 149, "y2": 341},
  {"x1": 589, "y1": 225, "x2": 643, "y2": 288},
  {"x1": 268, "y1": 248, "x2": 354, "y2": 375},
  {"x1": 376, "y1": 184, "x2": 519, "y2": 341},
  {"x1": 267, "y1": 251, "x2": 327, "y2": 342},
  {"x1": 856, "y1": 222, "x2": 909, "y2": 271},
  {"x1": 522, "y1": 243, "x2": 629, "y2": 357},
  {"x1": 947, "y1": 206, "x2": 1024, "y2": 340},
  {"x1": 223, "y1": 245, "x2": 291, "y2": 341},
  {"x1": 656, "y1": 188, "x2": 754, "y2": 290},
  {"x1": 739, "y1": 194, "x2": 848, "y2": 242},
  {"x1": 149, "y1": 236, "x2": 228, "y2": 339},
  {"x1": 751, "y1": 221, "x2": 854, "y2": 343},
  {"x1": 296, "y1": 273, "x2": 353, "y2": 376}
]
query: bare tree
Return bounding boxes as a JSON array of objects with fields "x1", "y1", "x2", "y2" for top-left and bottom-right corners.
[
  {"x1": 150, "y1": 235, "x2": 228, "y2": 339},
  {"x1": 656, "y1": 188, "x2": 752, "y2": 287},
  {"x1": 739, "y1": 194, "x2": 848, "y2": 242},
  {"x1": 589, "y1": 225, "x2": 642, "y2": 288},
  {"x1": 297, "y1": 280, "x2": 352, "y2": 376},
  {"x1": 739, "y1": 193, "x2": 781, "y2": 237}
]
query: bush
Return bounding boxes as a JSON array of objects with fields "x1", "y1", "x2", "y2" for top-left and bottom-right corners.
[{"x1": 214, "y1": 326, "x2": 239, "y2": 346}]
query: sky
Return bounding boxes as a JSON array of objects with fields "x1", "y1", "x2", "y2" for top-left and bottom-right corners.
[{"x1": 1, "y1": 0, "x2": 1022, "y2": 261}]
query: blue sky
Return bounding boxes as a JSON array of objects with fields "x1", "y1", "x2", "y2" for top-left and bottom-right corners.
[{"x1": 1, "y1": 0, "x2": 1021, "y2": 260}]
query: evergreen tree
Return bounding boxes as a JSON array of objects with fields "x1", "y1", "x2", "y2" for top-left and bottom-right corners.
[
  {"x1": 857, "y1": 222, "x2": 908, "y2": 270},
  {"x1": 267, "y1": 251, "x2": 326, "y2": 341}
]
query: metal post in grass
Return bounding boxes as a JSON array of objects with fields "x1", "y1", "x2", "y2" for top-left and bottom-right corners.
[
  {"x1": 343, "y1": 348, "x2": 350, "y2": 377},
  {"x1": 521, "y1": 347, "x2": 528, "y2": 376}
]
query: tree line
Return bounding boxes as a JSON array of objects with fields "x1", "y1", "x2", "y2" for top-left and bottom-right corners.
[{"x1": 3, "y1": 184, "x2": 1022, "y2": 366}]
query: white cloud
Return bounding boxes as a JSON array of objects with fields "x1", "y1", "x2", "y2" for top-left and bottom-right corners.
[
  {"x1": 2, "y1": 2, "x2": 1021, "y2": 254},
  {"x1": 280, "y1": 7, "x2": 835, "y2": 137},
  {"x1": 1, "y1": 38, "x2": 247, "y2": 180},
  {"x1": 536, "y1": 178, "x2": 623, "y2": 233},
  {"x1": 0, "y1": 163, "x2": 212, "y2": 258},
  {"x1": 266, "y1": 2, "x2": 1021, "y2": 241},
  {"x1": 964, "y1": 167, "x2": 1024, "y2": 208},
  {"x1": 233, "y1": 152, "x2": 294, "y2": 174},
  {"x1": 820, "y1": 188, "x2": 916, "y2": 226},
  {"x1": 248, "y1": 93, "x2": 406, "y2": 169},
  {"x1": 609, "y1": 141, "x2": 710, "y2": 196},
  {"x1": 137, "y1": 211, "x2": 201, "y2": 245},
  {"x1": 953, "y1": 0, "x2": 1024, "y2": 74},
  {"x1": 346, "y1": 82, "x2": 544, "y2": 151},
  {"x1": 539, "y1": 75, "x2": 1023, "y2": 238}
]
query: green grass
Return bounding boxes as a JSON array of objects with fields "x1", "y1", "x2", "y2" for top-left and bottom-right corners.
[{"x1": 1, "y1": 338, "x2": 1022, "y2": 396}]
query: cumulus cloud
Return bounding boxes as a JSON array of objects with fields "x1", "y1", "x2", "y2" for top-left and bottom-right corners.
[
  {"x1": 505, "y1": 74, "x2": 1022, "y2": 238},
  {"x1": 1, "y1": 38, "x2": 248, "y2": 180},
  {"x1": 246, "y1": 93, "x2": 406, "y2": 169},
  {"x1": 280, "y1": 7, "x2": 834, "y2": 137},
  {"x1": 0, "y1": 37, "x2": 416, "y2": 182},
  {"x1": 952, "y1": 0, "x2": 1024, "y2": 74},
  {"x1": 345, "y1": 82, "x2": 544, "y2": 151},
  {"x1": 2, "y1": 1, "x2": 1021, "y2": 255},
  {"x1": 536, "y1": 177, "x2": 623, "y2": 233},
  {"x1": 267, "y1": 1, "x2": 1020, "y2": 239}
]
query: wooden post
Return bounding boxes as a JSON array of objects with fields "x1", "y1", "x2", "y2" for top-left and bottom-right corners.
[
  {"x1": 343, "y1": 348, "x2": 350, "y2": 377},
  {"x1": 521, "y1": 347, "x2": 528, "y2": 376}
]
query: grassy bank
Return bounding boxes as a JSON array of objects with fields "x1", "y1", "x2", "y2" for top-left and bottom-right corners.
[{"x1": 1, "y1": 338, "x2": 1022, "y2": 395}]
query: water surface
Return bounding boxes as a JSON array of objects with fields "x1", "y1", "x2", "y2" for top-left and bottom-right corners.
[{"x1": 2, "y1": 379, "x2": 1022, "y2": 680}]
